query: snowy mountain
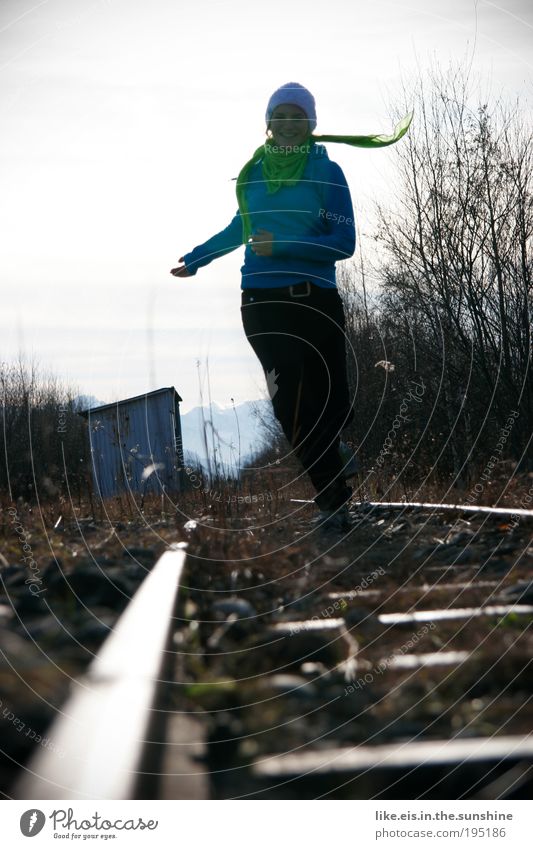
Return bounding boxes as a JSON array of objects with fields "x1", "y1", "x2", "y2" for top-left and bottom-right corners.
[
  {"x1": 73, "y1": 394, "x2": 106, "y2": 412},
  {"x1": 179, "y1": 399, "x2": 275, "y2": 473}
]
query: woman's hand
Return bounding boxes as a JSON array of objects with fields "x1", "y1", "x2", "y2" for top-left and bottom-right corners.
[
  {"x1": 249, "y1": 229, "x2": 274, "y2": 257},
  {"x1": 170, "y1": 257, "x2": 191, "y2": 277}
]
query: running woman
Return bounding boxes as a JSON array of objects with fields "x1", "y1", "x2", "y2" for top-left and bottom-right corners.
[{"x1": 171, "y1": 82, "x2": 411, "y2": 530}]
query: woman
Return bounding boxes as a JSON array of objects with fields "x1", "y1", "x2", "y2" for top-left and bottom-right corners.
[{"x1": 171, "y1": 82, "x2": 411, "y2": 531}]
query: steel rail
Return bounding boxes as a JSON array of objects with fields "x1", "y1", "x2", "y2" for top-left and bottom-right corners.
[
  {"x1": 13, "y1": 545, "x2": 186, "y2": 800},
  {"x1": 292, "y1": 498, "x2": 533, "y2": 520},
  {"x1": 253, "y1": 734, "x2": 533, "y2": 778},
  {"x1": 357, "y1": 500, "x2": 533, "y2": 519}
]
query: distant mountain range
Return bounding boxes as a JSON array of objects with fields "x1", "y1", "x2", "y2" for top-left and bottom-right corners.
[
  {"x1": 78, "y1": 392, "x2": 276, "y2": 475},
  {"x1": 73, "y1": 394, "x2": 106, "y2": 411},
  {"x1": 179, "y1": 399, "x2": 274, "y2": 472}
]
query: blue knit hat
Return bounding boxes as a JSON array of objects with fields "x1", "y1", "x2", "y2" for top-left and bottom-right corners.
[{"x1": 265, "y1": 82, "x2": 317, "y2": 131}]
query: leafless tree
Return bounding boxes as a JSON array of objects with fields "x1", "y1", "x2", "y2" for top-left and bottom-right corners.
[{"x1": 340, "y1": 64, "x2": 532, "y2": 484}]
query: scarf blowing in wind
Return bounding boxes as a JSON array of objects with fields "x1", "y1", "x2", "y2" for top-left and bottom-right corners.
[{"x1": 236, "y1": 82, "x2": 413, "y2": 245}]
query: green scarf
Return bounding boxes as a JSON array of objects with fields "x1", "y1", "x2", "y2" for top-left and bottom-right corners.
[{"x1": 235, "y1": 111, "x2": 413, "y2": 244}]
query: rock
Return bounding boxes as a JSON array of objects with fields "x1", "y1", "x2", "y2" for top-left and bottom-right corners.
[
  {"x1": 126, "y1": 546, "x2": 155, "y2": 560},
  {"x1": 266, "y1": 674, "x2": 317, "y2": 699},
  {"x1": 446, "y1": 530, "x2": 475, "y2": 546},
  {"x1": 497, "y1": 542, "x2": 519, "y2": 555},
  {"x1": 16, "y1": 614, "x2": 74, "y2": 646},
  {"x1": 252, "y1": 628, "x2": 345, "y2": 671},
  {"x1": 104, "y1": 566, "x2": 138, "y2": 594},
  {"x1": 207, "y1": 712, "x2": 244, "y2": 768},
  {"x1": 206, "y1": 598, "x2": 259, "y2": 646},
  {"x1": 499, "y1": 581, "x2": 533, "y2": 604},
  {"x1": 450, "y1": 549, "x2": 475, "y2": 565},
  {"x1": 41, "y1": 559, "x2": 134, "y2": 608},
  {"x1": 74, "y1": 617, "x2": 114, "y2": 645},
  {"x1": 481, "y1": 559, "x2": 512, "y2": 575},
  {"x1": 0, "y1": 629, "x2": 21, "y2": 660},
  {"x1": 413, "y1": 545, "x2": 441, "y2": 561},
  {"x1": 1, "y1": 565, "x2": 28, "y2": 589},
  {"x1": 11, "y1": 591, "x2": 48, "y2": 617},
  {"x1": 212, "y1": 597, "x2": 256, "y2": 619},
  {"x1": 0, "y1": 603, "x2": 13, "y2": 621},
  {"x1": 0, "y1": 627, "x2": 51, "y2": 668},
  {"x1": 323, "y1": 556, "x2": 350, "y2": 568},
  {"x1": 300, "y1": 661, "x2": 330, "y2": 678}
]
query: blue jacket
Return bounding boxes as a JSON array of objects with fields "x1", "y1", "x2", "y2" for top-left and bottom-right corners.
[{"x1": 183, "y1": 142, "x2": 356, "y2": 289}]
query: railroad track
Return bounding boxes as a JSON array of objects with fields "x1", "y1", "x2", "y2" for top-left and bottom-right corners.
[
  {"x1": 12, "y1": 544, "x2": 194, "y2": 799},
  {"x1": 10, "y1": 499, "x2": 533, "y2": 800}
]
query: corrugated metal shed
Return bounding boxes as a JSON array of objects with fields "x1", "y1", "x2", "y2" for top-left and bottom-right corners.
[{"x1": 80, "y1": 387, "x2": 185, "y2": 499}]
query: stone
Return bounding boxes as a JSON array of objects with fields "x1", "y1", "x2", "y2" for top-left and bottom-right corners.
[
  {"x1": 264, "y1": 674, "x2": 318, "y2": 699},
  {"x1": 499, "y1": 581, "x2": 533, "y2": 604},
  {"x1": 212, "y1": 597, "x2": 256, "y2": 619},
  {"x1": 0, "y1": 604, "x2": 13, "y2": 621}
]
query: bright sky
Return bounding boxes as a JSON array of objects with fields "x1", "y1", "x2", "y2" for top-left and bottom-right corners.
[{"x1": 1, "y1": 0, "x2": 532, "y2": 411}]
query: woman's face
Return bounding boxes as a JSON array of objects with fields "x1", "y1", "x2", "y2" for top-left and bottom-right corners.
[{"x1": 268, "y1": 103, "x2": 310, "y2": 148}]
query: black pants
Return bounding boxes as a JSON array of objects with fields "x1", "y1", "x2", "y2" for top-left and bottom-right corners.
[{"x1": 240, "y1": 282, "x2": 354, "y2": 511}]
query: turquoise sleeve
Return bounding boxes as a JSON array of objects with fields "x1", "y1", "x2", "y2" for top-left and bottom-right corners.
[{"x1": 182, "y1": 211, "x2": 243, "y2": 275}]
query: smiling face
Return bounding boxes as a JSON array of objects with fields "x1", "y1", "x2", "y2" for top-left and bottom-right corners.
[{"x1": 268, "y1": 103, "x2": 310, "y2": 148}]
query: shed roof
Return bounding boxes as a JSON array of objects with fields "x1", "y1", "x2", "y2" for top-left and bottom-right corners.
[{"x1": 79, "y1": 386, "x2": 183, "y2": 418}]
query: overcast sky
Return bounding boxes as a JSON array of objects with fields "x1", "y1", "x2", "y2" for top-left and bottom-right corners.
[{"x1": 1, "y1": 0, "x2": 532, "y2": 411}]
